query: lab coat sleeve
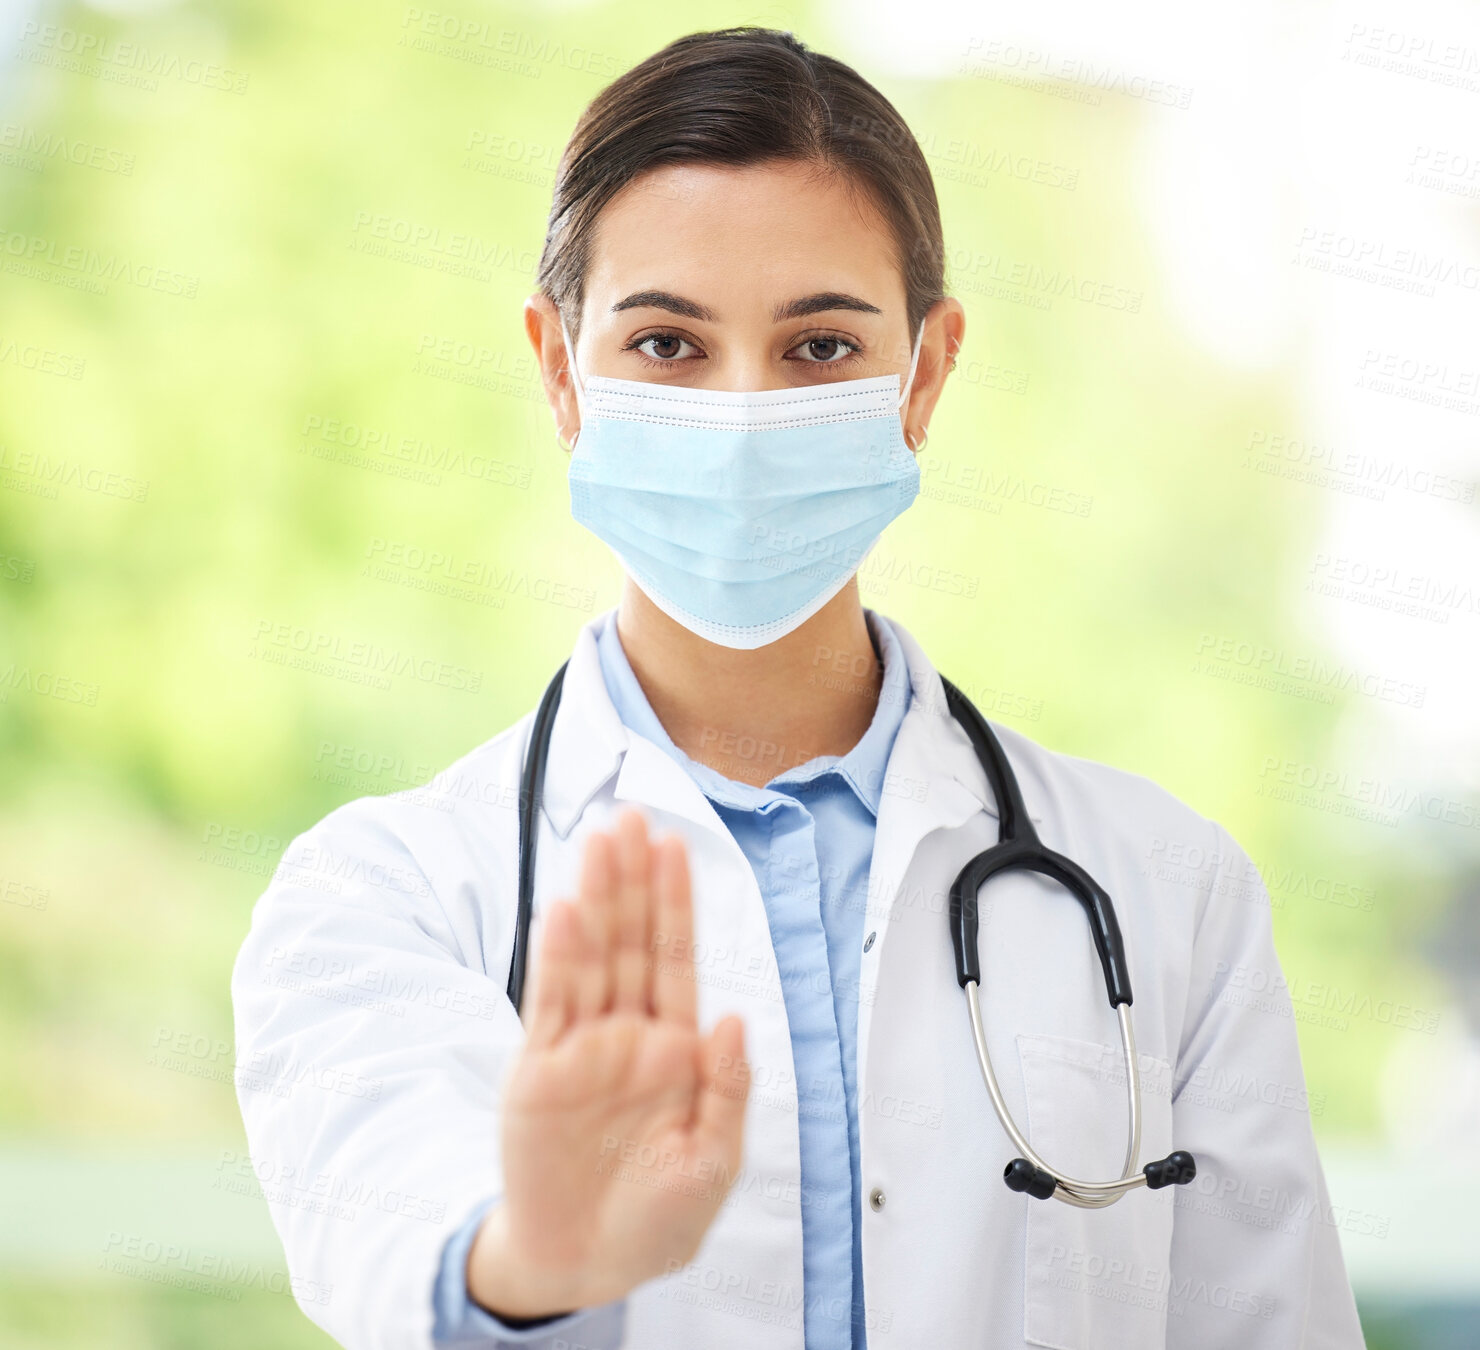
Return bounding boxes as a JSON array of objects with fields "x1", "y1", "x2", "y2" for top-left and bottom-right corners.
[
  {"x1": 229, "y1": 799, "x2": 624, "y2": 1350},
  {"x1": 1164, "y1": 821, "x2": 1366, "y2": 1349}
]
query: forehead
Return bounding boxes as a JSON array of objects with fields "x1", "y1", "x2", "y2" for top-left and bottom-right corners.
[{"x1": 583, "y1": 160, "x2": 906, "y2": 316}]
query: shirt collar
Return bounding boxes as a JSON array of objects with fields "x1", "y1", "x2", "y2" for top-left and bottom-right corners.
[{"x1": 594, "y1": 607, "x2": 911, "y2": 818}]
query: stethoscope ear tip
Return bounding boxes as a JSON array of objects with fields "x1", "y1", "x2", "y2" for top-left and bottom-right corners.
[
  {"x1": 1003, "y1": 1158, "x2": 1058, "y2": 1200},
  {"x1": 1143, "y1": 1150, "x2": 1197, "y2": 1190}
]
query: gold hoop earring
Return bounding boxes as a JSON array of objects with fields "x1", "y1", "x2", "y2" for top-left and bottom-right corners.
[
  {"x1": 905, "y1": 427, "x2": 928, "y2": 453},
  {"x1": 556, "y1": 426, "x2": 579, "y2": 452}
]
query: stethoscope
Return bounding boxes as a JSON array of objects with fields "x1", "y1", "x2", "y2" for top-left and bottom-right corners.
[{"x1": 506, "y1": 661, "x2": 1197, "y2": 1209}]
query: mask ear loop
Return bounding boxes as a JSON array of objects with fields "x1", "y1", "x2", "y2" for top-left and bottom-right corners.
[
  {"x1": 895, "y1": 318, "x2": 927, "y2": 410},
  {"x1": 557, "y1": 312, "x2": 584, "y2": 450},
  {"x1": 898, "y1": 318, "x2": 928, "y2": 452}
]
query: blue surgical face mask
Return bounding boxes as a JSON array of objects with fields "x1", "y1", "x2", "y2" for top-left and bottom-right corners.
[{"x1": 560, "y1": 315, "x2": 926, "y2": 649}]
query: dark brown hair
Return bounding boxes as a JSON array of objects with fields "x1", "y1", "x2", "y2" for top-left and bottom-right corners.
[{"x1": 536, "y1": 26, "x2": 946, "y2": 346}]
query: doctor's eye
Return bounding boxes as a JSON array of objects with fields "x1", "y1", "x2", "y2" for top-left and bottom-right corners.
[
  {"x1": 623, "y1": 331, "x2": 703, "y2": 366},
  {"x1": 788, "y1": 335, "x2": 862, "y2": 364}
]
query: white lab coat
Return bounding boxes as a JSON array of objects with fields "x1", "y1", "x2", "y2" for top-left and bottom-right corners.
[{"x1": 230, "y1": 610, "x2": 1366, "y2": 1350}]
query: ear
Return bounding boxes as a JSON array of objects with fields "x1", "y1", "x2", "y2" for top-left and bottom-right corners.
[
  {"x1": 901, "y1": 297, "x2": 966, "y2": 455},
  {"x1": 524, "y1": 294, "x2": 581, "y2": 452}
]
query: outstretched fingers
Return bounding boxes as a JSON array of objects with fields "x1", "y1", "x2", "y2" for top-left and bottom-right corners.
[
  {"x1": 692, "y1": 1015, "x2": 750, "y2": 1160},
  {"x1": 523, "y1": 900, "x2": 582, "y2": 1050},
  {"x1": 569, "y1": 828, "x2": 615, "y2": 1021},
  {"x1": 611, "y1": 808, "x2": 654, "y2": 1013},
  {"x1": 651, "y1": 834, "x2": 697, "y2": 1028},
  {"x1": 528, "y1": 811, "x2": 701, "y2": 1036}
]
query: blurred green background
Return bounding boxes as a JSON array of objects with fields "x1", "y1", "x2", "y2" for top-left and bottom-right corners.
[{"x1": 2, "y1": 1, "x2": 1476, "y2": 1346}]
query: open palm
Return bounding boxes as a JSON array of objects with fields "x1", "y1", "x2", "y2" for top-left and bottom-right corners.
[{"x1": 471, "y1": 808, "x2": 750, "y2": 1317}]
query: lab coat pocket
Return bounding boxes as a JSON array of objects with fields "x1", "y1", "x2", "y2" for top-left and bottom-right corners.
[{"x1": 1016, "y1": 1032, "x2": 1176, "y2": 1350}]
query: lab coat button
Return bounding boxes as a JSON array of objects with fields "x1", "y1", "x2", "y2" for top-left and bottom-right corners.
[
  {"x1": 868, "y1": 1186, "x2": 886, "y2": 1212},
  {"x1": 863, "y1": 931, "x2": 876, "y2": 952}
]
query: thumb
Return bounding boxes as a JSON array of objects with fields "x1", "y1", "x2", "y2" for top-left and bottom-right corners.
[{"x1": 693, "y1": 1015, "x2": 749, "y2": 1160}]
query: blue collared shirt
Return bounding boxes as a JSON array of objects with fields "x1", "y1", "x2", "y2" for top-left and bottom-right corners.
[{"x1": 434, "y1": 607, "x2": 911, "y2": 1349}]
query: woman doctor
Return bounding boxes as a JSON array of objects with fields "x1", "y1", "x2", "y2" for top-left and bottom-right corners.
[{"x1": 230, "y1": 26, "x2": 1367, "y2": 1350}]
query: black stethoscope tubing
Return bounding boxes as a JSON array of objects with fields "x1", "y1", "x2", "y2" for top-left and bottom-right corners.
[{"x1": 507, "y1": 660, "x2": 1195, "y2": 1204}]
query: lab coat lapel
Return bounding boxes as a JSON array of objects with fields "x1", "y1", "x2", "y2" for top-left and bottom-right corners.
[
  {"x1": 855, "y1": 620, "x2": 999, "y2": 1075},
  {"x1": 537, "y1": 617, "x2": 627, "y2": 839},
  {"x1": 611, "y1": 737, "x2": 739, "y2": 842},
  {"x1": 541, "y1": 612, "x2": 753, "y2": 845}
]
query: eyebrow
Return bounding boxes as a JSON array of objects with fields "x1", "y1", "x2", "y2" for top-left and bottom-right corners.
[{"x1": 609, "y1": 290, "x2": 883, "y2": 323}]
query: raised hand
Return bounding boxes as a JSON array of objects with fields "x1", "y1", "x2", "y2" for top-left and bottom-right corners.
[{"x1": 467, "y1": 807, "x2": 751, "y2": 1319}]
